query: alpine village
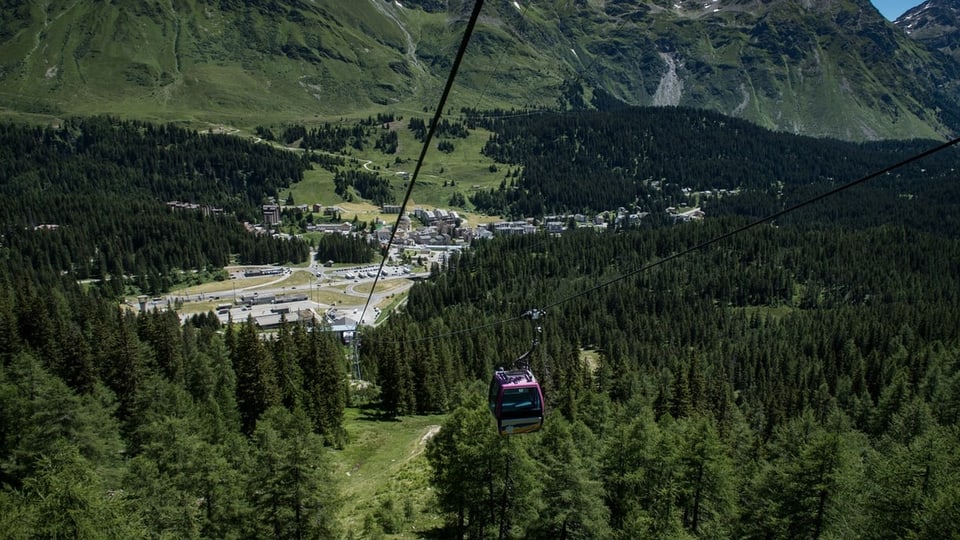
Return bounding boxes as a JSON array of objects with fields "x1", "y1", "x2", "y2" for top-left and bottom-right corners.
[{"x1": 1, "y1": 1, "x2": 960, "y2": 538}]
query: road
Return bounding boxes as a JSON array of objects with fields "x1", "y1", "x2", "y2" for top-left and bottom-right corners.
[
  {"x1": 135, "y1": 246, "x2": 432, "y2": 330},
  {"x1": 140, "y1": 265, "x2": 420, "y2": 327}
]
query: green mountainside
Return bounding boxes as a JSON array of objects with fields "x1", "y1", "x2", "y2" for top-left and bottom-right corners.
[
  {"x1": 1, "y1": 0, "x2": 958, "y2": 140},
  {"x1": 896, "y1": 0, "x2": 960, "y2": 62},
  {"x1": 3, "y1": 4, "x2": 960, "y2": 538},
  {"x1": 0, "y1": 1, "x2": 442, "y2": 121}
]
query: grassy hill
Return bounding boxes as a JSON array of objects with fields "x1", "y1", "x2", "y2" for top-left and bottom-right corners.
[
  {"x1": 281, "y1": 117, "x2": 511, "y2": 221},
  {"x1": 0, "y1": 0, "x2": 565, "y2": 125}
]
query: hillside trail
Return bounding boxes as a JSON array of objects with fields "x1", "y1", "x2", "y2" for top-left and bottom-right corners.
[{"x1": 417, "y1": 425, "x2": 441, "y2": 456}]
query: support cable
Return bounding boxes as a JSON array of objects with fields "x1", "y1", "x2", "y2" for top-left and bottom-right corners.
[
  {"x1": 356, "y1": 0, "x2": 486, "y2": 332},
  {"x1": 540, "y1": 135, "x2": 960, "y2": 312},
  {"x1": 369, "y1": 134, "x2": 960, "y2": 345}
]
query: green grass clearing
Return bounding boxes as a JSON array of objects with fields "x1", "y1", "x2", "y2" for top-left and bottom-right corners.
[
  {"x1": 332, "y1": 408, "x2": 447, "y2": 538},
  {"x1": 283, "y1": 119, "x2": 508, "y2": 224}
]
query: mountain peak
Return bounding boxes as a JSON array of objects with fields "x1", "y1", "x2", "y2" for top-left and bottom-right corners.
[{"x1": 896, "y1": 0, "x2": 960, "y2": 61}]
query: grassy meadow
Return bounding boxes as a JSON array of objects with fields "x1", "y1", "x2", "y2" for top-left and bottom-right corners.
[
  {"x1": 332, "y1": 408, "x2": 448, "y2": 538},
  {"x1": 283, "y1": 117, "x2": 510, "y2": 223}
]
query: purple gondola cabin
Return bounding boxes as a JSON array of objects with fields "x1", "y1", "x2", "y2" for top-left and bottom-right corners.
[{"x1": 488, "y1": 368, "x2": 545, "y2": 436}]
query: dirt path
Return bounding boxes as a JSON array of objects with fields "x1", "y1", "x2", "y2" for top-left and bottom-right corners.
[{"x1": 419, "y1": 425, "x2": 441, "y2": 447}]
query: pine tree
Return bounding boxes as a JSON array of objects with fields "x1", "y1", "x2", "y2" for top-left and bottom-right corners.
[
  {"x1": 527, "y1": 416, "x2": 611, "y2": 539},
  {"x1": 0, "y1": 273, "x2": 22, "y2": 363},
  {"x1": 426, "y1": 396, "x2": 499, "y2": 538},
  {"x1": 600, "y1": 407, "x2": 664, "y2": 536},
  {"x1": 98, "y1": 310, "x2": 144, "y2": 423},
  {"x1": 669, "y1": 415, "x2": 736, "y2": 536},
  {"x1": 0, "y1": 352, "x2": 125, "y2": 485},
  {"x1": 271, "y1": 319, "x2": 303, "y2": 410},
  {"x1": 491, "y1": 434, "x2": 539, "y2": 540},
  {"x1": 125, "y1": 414, "x2": 250, "y2": 539},
  {"x1": 139, "y1": 310, "x2": 185, "y2": 384},
  {"x1": 15, "y1": 442, "x2": 147, "y2": 538},
  {"x1": 669, "y1": 366, "x2": 693, "y2": 419},
  {"x1": 205, "y1": 336, "x2": 242, "y2": 435},
  {"x1": 861, "y1": 422, "x2": 960, "y2": 539},
  {"x1": 738, "y1": 411, "x2": 867, "y2": 539},
  {"x1": 374, "y1": 329, "x2": 416, "y2": 417}
]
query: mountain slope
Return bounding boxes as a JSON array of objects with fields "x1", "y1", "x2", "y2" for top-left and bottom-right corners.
[
  {"x1": 0, "y1": 1, "x2": 444, "y2": 121},
  {"x1": 0, "y1": 0, "x2": 958, "y2": 140},
  {"x1": 896, "y1": 0, "x2": 960, "y2": 61},
  {"x1": 544, "y1": 0, "x2": 960, "y2": 140}
]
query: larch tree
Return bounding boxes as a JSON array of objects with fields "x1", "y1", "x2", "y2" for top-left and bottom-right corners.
[
  {"x1": 248, "y1": 407, "x2": 339, "y2": 540},
  {"x1": 233, "y1": 318, "x2": 280, "y2": 434},
  {"x1": 526, "y1": 415, "x2": 611, "y2": 540}
]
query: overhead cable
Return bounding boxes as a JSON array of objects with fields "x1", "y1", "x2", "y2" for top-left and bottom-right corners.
[
  {"x1": 372, "y1": 134, "x2": 960, "y2": 345},
  {"x1": 357, "y1": 0, "x2": 486, "y2": 328}
]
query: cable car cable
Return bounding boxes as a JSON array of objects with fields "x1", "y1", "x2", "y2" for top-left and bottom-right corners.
[
  {"x1": 538, "y1": 134, "x2": 960, "y2": 312},
  {"x1": 511, "y1": 308, "x2": 543, "y2": 371},
  {"x1": 356, "y1": 0, "x2": 487, "y2": 329},
  {"x1": 366, "y1": 134, "x2": 960, "y2": 345}
]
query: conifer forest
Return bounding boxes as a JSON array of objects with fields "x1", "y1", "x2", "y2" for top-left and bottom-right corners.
[{"x1": 1, "y1": 111, "x2": 959, "y2": 539}]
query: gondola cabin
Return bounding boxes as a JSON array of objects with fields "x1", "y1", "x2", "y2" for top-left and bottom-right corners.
[{"x1": 488, "y1": 369, "x2": 544, "y2": 436}]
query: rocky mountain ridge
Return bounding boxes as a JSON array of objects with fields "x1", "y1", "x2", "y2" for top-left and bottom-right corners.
[{"x1": 896, "y1": 0, "x2": 960, "y2": 61}]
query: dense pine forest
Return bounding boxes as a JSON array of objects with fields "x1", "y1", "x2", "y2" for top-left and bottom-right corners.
[
  {"x1": 0, "y1": 107, "x2": 959, "y2": 538},
  {"x1": 367, "y1": 217, "x2": 960, "y2": 538},
  {"x1": 365, "y1": 106, "x2": 960, "y2": 534},
  {"x1": 0, "y1": 269, "x2": 348, "y2": 537},
  {"x1": 0, "y1": 118, "x2": 310, "y2": 294},
  {"x1": 470, "y1": 107, "x2": 960, "y2": 225}
]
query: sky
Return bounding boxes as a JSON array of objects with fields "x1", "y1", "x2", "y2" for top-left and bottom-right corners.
[{"x1": 871, "y1": 0, "x2": 926, "y2": 21}]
